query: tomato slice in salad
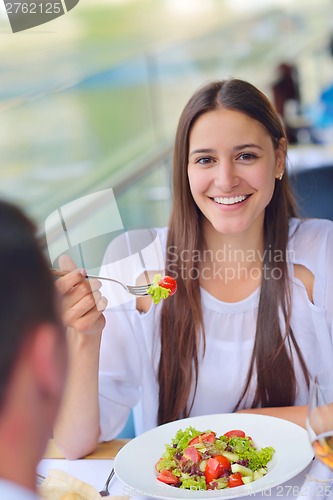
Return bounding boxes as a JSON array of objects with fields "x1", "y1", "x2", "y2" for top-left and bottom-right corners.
[
  {"x1": 157, "y1": 470, "x2": 180, "y2": 485},
  {"x1": 228, "y1": 472, "x2": 244, "y2": 488},
  {"x1": 204, "y1": 456, "x2": 230, "y2": 483},
  {"x1": 214, "y1": 455, "x2": 231, "y2": 471},
  {"x1": 188, "y1": 431, "x2": 216, "y2": 445},
  {"x1": 224, "y1": 429, "x2": 246, "y2": 438},
  {"x1": 204, "y1": 457, "x2": 221, "y2": 483}
]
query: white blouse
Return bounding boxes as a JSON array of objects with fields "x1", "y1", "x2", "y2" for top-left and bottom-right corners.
[{"x1": 98, "y1": 218, "x2": 333, "y2": 441}]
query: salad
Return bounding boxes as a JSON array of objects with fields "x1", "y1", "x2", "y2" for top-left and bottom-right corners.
[
  {"x1": 148, "y1": 274, "x2": 177, "y2": 304},
  {"x1": 155, "y1": 426, "x2": 275, "y2": 491}
]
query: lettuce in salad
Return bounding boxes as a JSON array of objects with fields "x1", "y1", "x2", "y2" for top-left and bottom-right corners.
[{"x1": 155, "y1": 426, "x2": 275, "y2": 491}]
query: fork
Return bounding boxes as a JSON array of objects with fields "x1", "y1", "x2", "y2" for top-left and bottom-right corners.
[
  {"x1": 51, "y1": 269, "x2": 151, "y2": 296},
  {"x1": 99, "y1": 467, "x2": 115, "y2": 497},
  {"x1": 36, "y1": 473, "x2": 46, "y2": 486}
]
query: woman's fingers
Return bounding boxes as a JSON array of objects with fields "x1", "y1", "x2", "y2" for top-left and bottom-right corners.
[
  {"x1": 63, "y1": 289, "x2": 105, "y2": 326},
  {"x1": 54, "y1": 268, "x2": 88, "y2": 296},
  {"x1": 58, "y1": 254, "x2": 78, "y2": 272},
  {"x1": 68, "y1": 296, "x2": 108, "y2": 335},
  {"x1": 54, "y1": 255, "x2": 107, "y2": 334},
  {"x1": 62, "y1": 283, "x2": 107, "y2": 333},
  {"x1": 57, "y1": 275, "x2": 102, "y2": 310}
]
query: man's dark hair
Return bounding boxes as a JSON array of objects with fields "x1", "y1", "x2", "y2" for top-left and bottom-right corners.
[{"x1": 0, "y1": 200, "x2": 60, "y2": 407}]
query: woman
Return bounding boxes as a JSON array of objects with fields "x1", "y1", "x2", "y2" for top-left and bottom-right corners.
[{"x1": 54, "y1": 79, "x2": 333, "y2": 459}]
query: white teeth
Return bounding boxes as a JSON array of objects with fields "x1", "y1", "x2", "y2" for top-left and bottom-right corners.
[{"x1": 213, "y1": 195, "x2": 247, "y2": 205}]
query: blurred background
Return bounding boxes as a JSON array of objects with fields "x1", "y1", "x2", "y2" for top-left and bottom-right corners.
[{"x1": 1, "y1": 0, "x2": 333, "y2": 267}]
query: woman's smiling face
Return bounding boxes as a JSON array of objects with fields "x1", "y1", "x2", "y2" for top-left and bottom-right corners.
[{"x1": 187, "y1": 107, "x2": 285, "y2": 237}]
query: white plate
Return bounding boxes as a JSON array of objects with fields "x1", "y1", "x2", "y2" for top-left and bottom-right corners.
[{"x1": 114, "y1": 413, "x2": 314, "y2": 499}]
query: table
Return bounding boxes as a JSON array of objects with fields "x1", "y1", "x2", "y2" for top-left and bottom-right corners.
[{"x1": 38, "y1": 440, "x2": 332, "y2": 499}]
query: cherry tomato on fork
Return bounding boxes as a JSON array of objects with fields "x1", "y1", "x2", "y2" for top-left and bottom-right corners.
[{"x1": 158, "y1": 276, "x2": 177, "y2": 296}]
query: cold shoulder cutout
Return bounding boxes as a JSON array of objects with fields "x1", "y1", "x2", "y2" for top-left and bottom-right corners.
[
  {"x1": 293, "y1": 264, "x2": 314, "y2": 303},
  {"x1": 288, "y1": 218, "x2": 333, "y2": 316}
]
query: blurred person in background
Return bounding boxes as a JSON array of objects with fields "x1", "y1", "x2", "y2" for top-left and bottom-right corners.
[
  {"x1": 54, "y1": 79, "x2": 333, "y2": 460},
  {"x1": 314, "y1": 36, "x2": 333, "y2": 132},
  {"x1": 271, "y1": 62, "x2": 302, "y2": 144},
  {"x1": 0, "y1": 201, "x2": 67, "y2": 499}
]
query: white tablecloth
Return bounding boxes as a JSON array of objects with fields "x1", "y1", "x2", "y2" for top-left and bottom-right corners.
[{"x1": 38, "y1": 458, "x2": 333, "y2": 499}]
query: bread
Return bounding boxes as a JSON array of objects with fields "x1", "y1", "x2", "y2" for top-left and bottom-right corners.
[{"x1": 38, "y1": 469, "x2": 101, "y2": 500}]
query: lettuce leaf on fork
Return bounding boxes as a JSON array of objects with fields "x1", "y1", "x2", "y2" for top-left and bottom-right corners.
[{"x1": 147, "y1": 273, "x2": 171, "y2": 304}]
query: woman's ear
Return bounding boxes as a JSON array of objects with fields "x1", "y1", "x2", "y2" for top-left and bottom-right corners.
[{"x1": 275, "y1": 137, "x2": 287, "y2": 180}]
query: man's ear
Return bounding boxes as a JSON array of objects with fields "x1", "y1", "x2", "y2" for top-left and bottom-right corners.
[{"x1": 30, "y1": 324, "x2": 67, "y2": 399}]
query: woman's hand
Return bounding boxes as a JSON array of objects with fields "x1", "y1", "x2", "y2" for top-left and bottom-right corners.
[
  {"x1": 53, "y1": 255, "x2": 107, "y2": 458},
  {"x1": 55, "y1": 255, "x2": 107, "y2": 336}
]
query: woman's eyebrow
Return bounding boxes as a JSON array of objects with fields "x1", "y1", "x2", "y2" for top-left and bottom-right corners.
[
  {"x1": 233, "y1": 143, "x2": 263, "y2": 151},
  {"x1": 189, "y1": 144, "x2": 264, "y2": 157},
  {"x1": 189, "y1": 148, "x2": 217, "y2": 157}
]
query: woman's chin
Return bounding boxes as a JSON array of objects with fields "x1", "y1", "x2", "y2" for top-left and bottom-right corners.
[{"x1": 211, "y1": 220, "x2": 249, "y2": 236}]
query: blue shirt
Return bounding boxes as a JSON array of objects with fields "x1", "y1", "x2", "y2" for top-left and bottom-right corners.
[{"x1": 0, "y1": 479, "x2": 39, "y2": 499}]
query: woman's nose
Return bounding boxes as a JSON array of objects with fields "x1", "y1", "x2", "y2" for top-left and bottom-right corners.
[{"x1": 214, "y1": 161, "x2": 239, "y2": 191}]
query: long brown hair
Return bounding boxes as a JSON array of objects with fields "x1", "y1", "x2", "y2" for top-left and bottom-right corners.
[{"x1": 158, "y1": 79, "x2": 309, "y2": 425}]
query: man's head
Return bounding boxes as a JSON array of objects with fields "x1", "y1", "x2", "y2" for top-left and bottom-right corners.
[{"x1": 0, "y1": 200, "x2": 66, "y2": 478}]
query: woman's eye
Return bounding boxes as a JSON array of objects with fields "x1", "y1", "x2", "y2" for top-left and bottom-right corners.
[
  {"x1": 196, "y1": 157, "x2": 213, "y2": 165},
  {"x1": 237, "y1": 153, "x2": 257, "y2": 161}
]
